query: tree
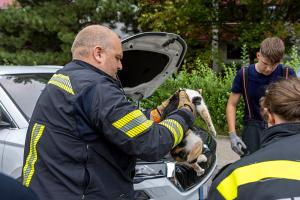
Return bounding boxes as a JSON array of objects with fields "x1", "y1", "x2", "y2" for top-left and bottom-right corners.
[
  {"x1": 137, "y1": 0, "x2": 213, "y2": 69},
  {"x1": 138, "y1": 0, "x2": 300, "y2": 69},
  {"x1": 220, "y1": 0, "x2": 300, "y2": 63},
  {"x1": 0, "y1": 0, "x2": 139, "y2": 65}
]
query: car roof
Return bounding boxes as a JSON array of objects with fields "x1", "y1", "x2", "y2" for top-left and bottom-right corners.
[{"x1": 0, "y1": 65, "x2": 62, "y2": 75}]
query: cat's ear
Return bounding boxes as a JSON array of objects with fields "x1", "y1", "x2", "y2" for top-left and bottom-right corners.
[{"x1": 197, "y1": 89, "x2": 202, "y2": 94}]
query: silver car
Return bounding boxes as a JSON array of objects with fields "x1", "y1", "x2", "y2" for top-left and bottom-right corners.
[{"x1": 0, "y1": 32, "x2": 217, "y2": 200}]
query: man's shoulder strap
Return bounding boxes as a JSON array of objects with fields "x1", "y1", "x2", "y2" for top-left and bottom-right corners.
[
  {"x1": 242, "y1": 66, "x2": 252, "y2": 119},
  {"x1": 282, "y1": 65, "x2": 289, "y2": 79}
]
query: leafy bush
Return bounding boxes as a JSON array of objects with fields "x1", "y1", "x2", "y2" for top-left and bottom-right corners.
[
  {"x1": 284, "y1": 45, "x2": 300, "y2": 72},
  {"x1": 141, "y1": 58, "x2": 244, "y2": 135}
]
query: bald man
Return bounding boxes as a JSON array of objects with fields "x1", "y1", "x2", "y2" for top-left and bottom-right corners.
[{"x1": 22, "y1": 25, "x2": 196, "y2": 200}]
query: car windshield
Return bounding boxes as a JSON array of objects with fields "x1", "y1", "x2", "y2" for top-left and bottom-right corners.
[{"x1": 0, "y1": 74, "x2": 53, "y2": 119}]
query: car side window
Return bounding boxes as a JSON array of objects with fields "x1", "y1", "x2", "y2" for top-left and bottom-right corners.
[{"x1": 0, "y1": 106, "x2": 11, "y2": 128}]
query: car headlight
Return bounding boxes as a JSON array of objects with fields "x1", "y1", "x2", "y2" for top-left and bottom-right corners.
[{"x1": 134, "y1": 161, "x2": 167, "y2": 184}]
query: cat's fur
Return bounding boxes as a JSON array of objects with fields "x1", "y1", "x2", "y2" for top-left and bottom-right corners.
[{"x1": 170, "y1": 89, "x2": 217, "y2": 176}]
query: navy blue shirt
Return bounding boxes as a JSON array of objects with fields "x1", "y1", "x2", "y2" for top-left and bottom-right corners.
[{"x1": 231, "y1": 64, "x2": 296, "y2": 121}]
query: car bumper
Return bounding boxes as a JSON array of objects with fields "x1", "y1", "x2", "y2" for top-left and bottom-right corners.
[{"x1": 134, "y1": 160, "x2": 217, "y2": 200}]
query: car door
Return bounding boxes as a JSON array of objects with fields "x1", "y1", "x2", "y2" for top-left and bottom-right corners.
[
  {"x1": 0, "y1": 85, "x2": 28, "y2": 179},
  {"x1": 0, "y1": 103, "x2": 10, "y2": 171},
  {"x1": 0, "y1": 71, "x2": 57, "y2": 179}
]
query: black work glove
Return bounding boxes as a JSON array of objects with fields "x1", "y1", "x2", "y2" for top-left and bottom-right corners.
[{"x1": 159, "y1": 90, "x2": 196, "y2": 119}]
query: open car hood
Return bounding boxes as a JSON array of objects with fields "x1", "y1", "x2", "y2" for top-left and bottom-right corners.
[{"x1": 119, "y1": 32, "x2": 187, "y2": 101}]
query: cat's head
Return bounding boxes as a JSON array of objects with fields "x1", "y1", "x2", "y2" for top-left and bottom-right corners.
[{"x1": 184, "y1": 89, "x2": 203, "y2": 108}]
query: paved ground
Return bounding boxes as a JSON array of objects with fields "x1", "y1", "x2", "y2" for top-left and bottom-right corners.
[{"x1": 216, "y1": 136, "x2": 240, "y2": 169}]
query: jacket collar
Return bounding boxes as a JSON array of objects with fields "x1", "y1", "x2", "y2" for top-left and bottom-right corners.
[
  {"x1": 72, "y1": 59, "x2": 113, "y2": 78},
  {"x1": 261, "y1": 122, "x2": 300, "y2": 147},
  {"x1": 71, "y1": 59, "x2": 124, "y2": 88}
]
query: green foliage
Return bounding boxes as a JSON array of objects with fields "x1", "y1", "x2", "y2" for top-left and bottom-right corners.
[
  {"x1": 141, "y1": 58, "x2": 244, "y2": 135},
  {"x1": 284, "y1": 45, "x2": 300, "y2": 72},
  {"x1": 0, "y1": 0, "x2": 139, "y2": 65},
  {"x1": 138, "y1": 0, "x2": 300, "y2": 69},
  {"x1": 241, "y1": 44, "x2": 249, "y2": 67},
  {"x1": 142, "y1": 43, "x2": 300, "y2": 135},
  {"x1": 137, "y1": 0, "x2": 213, "y2": 67}
]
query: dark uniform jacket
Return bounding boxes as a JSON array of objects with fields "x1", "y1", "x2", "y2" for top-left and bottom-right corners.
[
  {"x1": 0, "y1": 173, "x2": 38, "y2": 200},
  {"x1": 208, "y1": 122, "x2": 300, "y2": 200},
  {"x1": 22, "y1": 60, "x2": 194, "y2": 200}
]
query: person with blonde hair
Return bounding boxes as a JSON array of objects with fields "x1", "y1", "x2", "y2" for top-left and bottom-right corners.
[
  {"x1": 227, "y1": 37, "x2": 296, "y2": 156},
  {"x1": 209, "y1": 77, "x2": 300, "y2": 200}
]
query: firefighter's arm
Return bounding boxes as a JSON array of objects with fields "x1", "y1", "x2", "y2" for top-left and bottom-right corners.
[
  {"x1": 106, "y1": 108, "x2": 194, "y2": 161},
  {"x1": 88, "y1": 82, "x2": 195, "y2": 161}
]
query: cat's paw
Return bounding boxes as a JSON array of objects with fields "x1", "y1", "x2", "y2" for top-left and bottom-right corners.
[
  {"x1": 197, "y1": 154, "x2": 207, "y2": 163},
  {"x1": 196, "y1": 167, "x2": 205, "y2": 176}
]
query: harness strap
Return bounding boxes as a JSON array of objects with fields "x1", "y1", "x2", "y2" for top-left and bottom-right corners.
[
  {"x1": 243, "y1": 65, "x2": 289, "y2": 120},
  {"x1": 283, "y1": 66, "x2": 289, "y2": 79},
  {"x1": 242, "y1": 67, "x2": 252, "y2": 119}
]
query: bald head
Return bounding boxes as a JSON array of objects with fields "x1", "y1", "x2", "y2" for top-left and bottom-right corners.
[
  {"x1": 71, "y1": 25, "x2": 119, "y2": 58},
  {"x1": 71, "y1": 25, "x2": 123, "y2": 79}
]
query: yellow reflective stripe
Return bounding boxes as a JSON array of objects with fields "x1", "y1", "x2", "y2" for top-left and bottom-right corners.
[
  {"x1": 160, "y1": 121, "x2": 178, "y2": 147},
  {"x1": 48, "y1": 74, "x2": 75, "y2": 95},
  {"x1": 22, "y1": 123, "x2": 37, "y2": 183},
  {"x1": 172, "y1": 120, "x2": 184, "y2": 143},
  {"x1": 54, "y1": 73, "x2": 70, "y2": 81},
  {"x1": 120, "y1": 115, "x2": 147, "y2": 133},
  {"x1": 159, "y1": 119, "x2": 183, "y2": 148},
  {"x1": 217, "y1": 160, "x2": 300, "y2": 200},
  {"x1": 112, "y1": 110, "x2": 153, "y2": 138},
  {"x1": 22, "y1": 123, "x2": 45, "y2": 187},
  {"x1": 113, "y1": 110, "x2": 143, "y2": 129},
  {"x1": 48, "y1": 80, "x2": 74, "y2": 95},
  {"x1": 127, "y1": 120, "x2": 153, "y2": 138}
]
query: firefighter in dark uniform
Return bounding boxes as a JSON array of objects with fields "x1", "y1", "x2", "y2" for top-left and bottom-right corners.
[
  {"x1": 208, "y1": 78, "x2": 300, "y2": 200},
  {"x1": 22, "y1": 25, "x2": 196, "y2": 200}
]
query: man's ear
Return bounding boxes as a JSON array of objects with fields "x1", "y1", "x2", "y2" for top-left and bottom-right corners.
[
  {"x1": 256, "y1": 52, "x2": 260, "y2": 59},
  {"x1": 267, "y1": 112, "x2": 276, "y2": 126},
  {"x1": 93, "y1": 46, "x2": 103, "y2": 63}
]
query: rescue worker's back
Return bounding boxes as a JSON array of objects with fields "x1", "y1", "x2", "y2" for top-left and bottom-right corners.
[{"x1": 208, "y1": 78, "x2": 300, "y2": 200}]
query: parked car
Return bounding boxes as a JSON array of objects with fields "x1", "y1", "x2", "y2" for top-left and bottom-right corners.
[{"x1": 0, "y1": 32, "x2": 216, "y2": 200}]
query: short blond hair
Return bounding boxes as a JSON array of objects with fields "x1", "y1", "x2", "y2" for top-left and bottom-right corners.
[{"x1": 260, "y1": 37, "x2": 285, "y2": 64}]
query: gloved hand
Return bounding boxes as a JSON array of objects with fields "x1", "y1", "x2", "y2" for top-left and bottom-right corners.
[
  {"x1": 229, "y1": 132, "x2": 247, "y2": 156},
  {"x1": 150, "y1": 94, "x2": 174, "y2": 123},
  {"x1": 150, "y1": 90, "x2": 196, "y2": 122},
  {"x1": 157, "y1": 95, "x2": 172, "y2": 116},
  {"x1": 177, "y1": 90, "x2": 196, "y2": 117}
]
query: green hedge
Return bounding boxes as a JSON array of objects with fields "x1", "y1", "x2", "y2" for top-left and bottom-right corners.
[
  {"x1": 141, "y1": 45, "x2": 300, "y2": 135},
  {"x1": 141, "y1": 59, "x2": 244, "y2": 135}
]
